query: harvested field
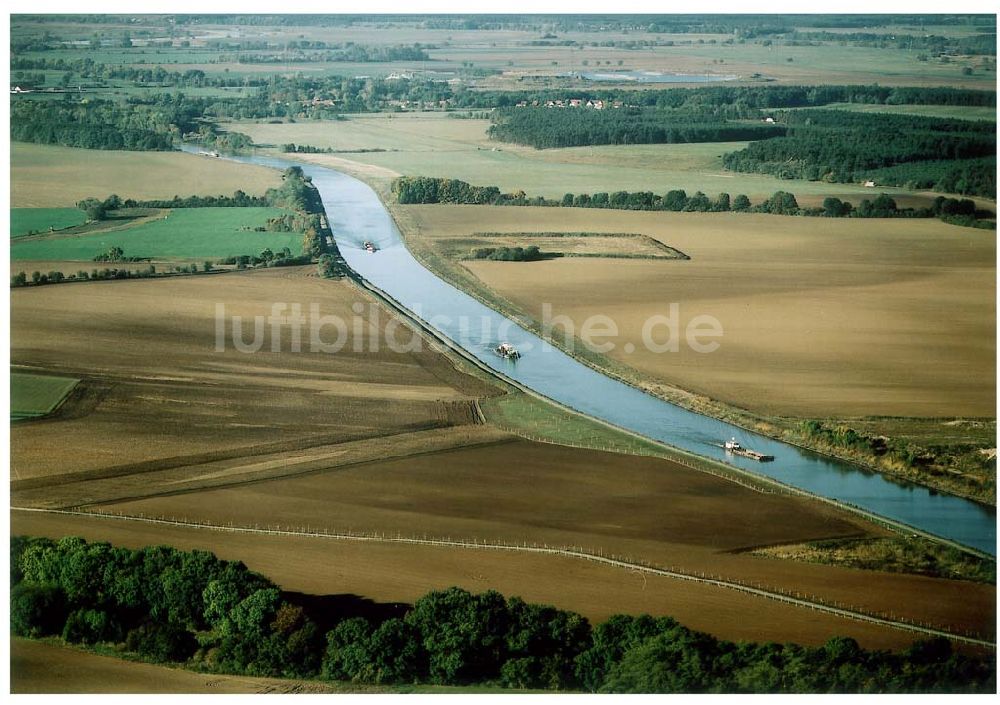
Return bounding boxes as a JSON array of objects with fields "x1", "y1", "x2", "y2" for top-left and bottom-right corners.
[
  {"x1": 401, "y1": 205, "x2": 996, "y2": 418},
  {"x1": 12, "y1": 509, "x2": 981, "y2": 653},
  {"x1": 97, "y1": 440, "x2": 995, "y2": 642},
  {"x1": 9, "y1": 639, "x2": 520, "y2": 694},
  {"x1": 9, "y1": 267, "x2": 496, "y2": 484},
  {"x1": 10, "y1": 143, "x2": 284, "y2": 207},
  {"x1": 11, "y1": 639, "x2": 342, "y2": 694}
]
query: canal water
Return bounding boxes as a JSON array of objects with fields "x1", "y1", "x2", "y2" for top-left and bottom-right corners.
[{"x1": 216, "y1": 149, "x2": 996, "y2": 555}]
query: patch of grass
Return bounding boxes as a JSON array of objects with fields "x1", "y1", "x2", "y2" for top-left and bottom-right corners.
[
  {"x1": 10, "y1": 208, "x2": 86, "y2": 238},
  {"x1": 10, "y1": 207, "x2": 303, "y2": 261},
  {"x1": 11, "y1": 372, "x2": 80, "y2": 421},
  {"x1": 753, "y1": 536, "x2": 996, "y2": 583},
  {"x1": 813, "y1": 102, "x2": 996, "y2": 122},
  {"x1": 481, "y1": 391, "x2": 670, "y2": 457}
]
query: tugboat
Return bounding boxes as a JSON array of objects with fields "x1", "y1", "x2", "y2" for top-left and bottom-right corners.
[
  {"x1": 494, "y1": 342, "x2": 520, "y2": 360},
  {"x1": 722, "y1": 438, "x2": 774, "y2": 462},
  {"x1": 363, "y1": 241, "x2": 378, "y2": 253}
]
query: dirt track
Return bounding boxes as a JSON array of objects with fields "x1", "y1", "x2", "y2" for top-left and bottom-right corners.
[{"x1": 10, "y1": 639, "x2": 344, "y2": 694}]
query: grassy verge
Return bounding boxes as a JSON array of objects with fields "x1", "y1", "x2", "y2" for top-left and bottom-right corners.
[
  {"x1": 751, "y1": 537, "x2": 996, "y2": 585},
  {"x1": 11, "y1": 372, "x2": 80, "y2": 422},
  {"x1": 479, "y1": 391, "x2": 795, "y2": 497}
]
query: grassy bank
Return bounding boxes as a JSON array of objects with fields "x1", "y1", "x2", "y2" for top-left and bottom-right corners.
[{"x1": 752, "y1": 536, "x2": 996, "y2": 585}]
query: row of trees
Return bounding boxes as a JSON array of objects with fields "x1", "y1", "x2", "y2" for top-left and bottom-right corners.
[
  {"x1": 391, "y1": 177, "x2": 994, "y2": 228},
  {"x1": 230, "y1": 44, "x2": 431, "y2": 64},
  {"x1": 10, "y1": 536, "x2": 994, "y2": 692},
  {"x1": 470, "y1": 245, "x2": 551, "y2": 261},
  {"x1": 487, "y1": 108, "x2": 784, "y2": 149},
  {"x1": 11, "y1": 265, "x2": 168, "y2": 287},
  {"x1": 721, "y1": 110, "x2": 996, "y2": 197},
  {"x1": 863, "y1": 157, "x2": 996, "y2": 200},
  {"x1": 265, "y1": 166, "x2": 334, "y2": 259}
]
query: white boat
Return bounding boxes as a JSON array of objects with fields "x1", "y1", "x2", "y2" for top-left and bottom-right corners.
[
  {"x1": 494, "y1": 342, "x2": 520, "y2": 360},
  {"x1": 723, "y1": 437, "x2": 774, "y2": 462}
]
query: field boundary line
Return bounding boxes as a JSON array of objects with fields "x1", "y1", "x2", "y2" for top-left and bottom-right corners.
[{"x1": 12, "y1": 506, "x2": 993, "y2": 649}]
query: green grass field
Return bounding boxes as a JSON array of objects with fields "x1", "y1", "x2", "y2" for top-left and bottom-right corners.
[
  {"x1": 11, "y1": 208, "x2": 86, "y2": 238},
  {"x1": 11, "y1": 372, "x2": 80, "y2": 421},
  {"x1": 801, "y1": 103, "x2": 997, "y2": 121},
  {"x1": 10, "y1": 208, "x2": 303, "y2": 261}
]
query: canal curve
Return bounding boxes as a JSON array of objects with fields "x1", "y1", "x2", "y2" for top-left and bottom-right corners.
[{"x1": 212, "y1": 149, "x2": 997, "y2": 556}]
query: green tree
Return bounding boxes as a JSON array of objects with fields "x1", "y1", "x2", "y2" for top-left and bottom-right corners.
[
  {"x1": 732, "y1": 194, "x2": 752, "y2": 211},
  {"x1": 404, "y1": 587, "x2": 511, "y2": 685},
  {"x1": 10, "y1": 583, "x2": 68, "y2": 637}
]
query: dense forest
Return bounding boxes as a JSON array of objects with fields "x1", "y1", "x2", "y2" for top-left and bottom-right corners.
[
  {"x1": 487, "y1": 108, "x2": 784, "y2": 148},
  {"x1": 9, "y1": 98, "x2": 180, "y2": 150},
  {"x1": 392, "y1": 176, "x2": 994, "y2": 228},
  {"x1": 10, "y1": 536, "x2": 994, "y2": 692},
  {"x1": 722, "y1": 110, "x2": 997, "y2": 197}
]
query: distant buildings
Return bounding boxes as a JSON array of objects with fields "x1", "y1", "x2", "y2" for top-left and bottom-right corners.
[{"x1": 516, "y1": 98, "x2": 626, "y2": 109}]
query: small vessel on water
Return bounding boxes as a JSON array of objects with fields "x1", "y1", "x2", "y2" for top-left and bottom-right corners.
[
  {"x1": 494, "y1": 342, "x2": 520, "y2": 360},
  {"x1": 723, "y1": 438, "x2": 774, "y2": 462},
  {"x1": 363, "y1": 241, "x2": 378, "y2": 253}
]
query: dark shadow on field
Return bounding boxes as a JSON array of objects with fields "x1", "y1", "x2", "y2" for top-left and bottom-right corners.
[{"x1": 286, "y1": 591, "x2": 410, "y2": 632}]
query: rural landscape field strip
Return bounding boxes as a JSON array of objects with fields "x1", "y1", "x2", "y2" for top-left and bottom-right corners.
[
  {"x1": 11, "y1": 506, "x2": 993, "y2": 648},
  {"x1": 11, "y1": 426, "x2": 512, "y2": 509}
]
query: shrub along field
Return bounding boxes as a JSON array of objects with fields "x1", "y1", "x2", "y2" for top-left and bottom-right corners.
[
  {"x1": 11, "y1": 208, "x2": 86, "y2": 237},
  {"x1": 10, "y1": 207, "x2": 303, "y2": 261}
]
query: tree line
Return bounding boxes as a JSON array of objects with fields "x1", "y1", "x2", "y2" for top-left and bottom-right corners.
[
  {"x1": 722, "y1": 110, "x2": 996, "y2": 198},
  {"x1": 470, "y1": 245, "x2": 551, "y2": 261},
  {"x1": 228, "y1": 44, "x2": 431, "y2": 64},
  {"x1": 12, "y1": 66, "x2": 994, "y2": 127},
  {"x1": 487, "y1": 108, "x2": 785, "y2": 149},
  {"x1": 10, "y1": 535, "x2": 994, "y2": 692},
  {"x1": 391, "y1": 177, "x2": 995, "y2": 229}
]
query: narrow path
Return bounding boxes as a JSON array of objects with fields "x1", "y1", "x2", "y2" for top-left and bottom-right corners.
[{"x1": 11, "y1": 506, "x2": 993, "y2": 649}]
